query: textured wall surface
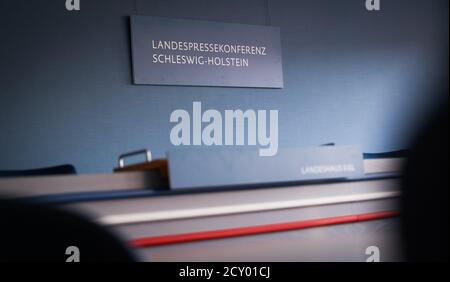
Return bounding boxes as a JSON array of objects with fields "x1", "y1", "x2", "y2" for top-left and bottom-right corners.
[{"x1": 0, "y1": 0, "x2": 447, "y2": 173}]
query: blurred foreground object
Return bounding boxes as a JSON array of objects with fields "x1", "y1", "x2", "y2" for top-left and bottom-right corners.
[
  {"x1": 0, "y1": 199, "x2": 136, "y2": 262},
  {"x1": 402, "y1": 91, "x2": 449, "y2": 261}
]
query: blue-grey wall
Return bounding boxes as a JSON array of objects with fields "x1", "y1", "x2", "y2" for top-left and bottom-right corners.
[{"x1": 0, "y1": 0, "x2": 448, "y2": 173}]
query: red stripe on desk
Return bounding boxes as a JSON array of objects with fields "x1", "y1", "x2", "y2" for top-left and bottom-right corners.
[{"x1": 130, "y1": 210, "x2": 400, "y2": 248}]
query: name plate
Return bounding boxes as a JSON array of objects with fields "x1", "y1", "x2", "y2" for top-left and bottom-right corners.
[
  {"x1": 130, "y1": 16, "x2": 283, "y2": 88},
  {"x1": 168, "y1": 146, "x2": 364, "y2": 189}
]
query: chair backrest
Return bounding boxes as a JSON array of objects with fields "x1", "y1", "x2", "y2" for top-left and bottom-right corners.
[
  {"x1": 0, "y1": 165, "x2": 77, "y2": 178},
  {"x1": 0, "y1": 199, "x2": 137, "y2": 262}
]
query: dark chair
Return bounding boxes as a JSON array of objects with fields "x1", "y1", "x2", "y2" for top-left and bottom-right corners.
[
  {"x1": 0, "y1": 199, "x2": 137, "y2": 262},
  {"x1": 0, "y1": 164, "x2": 77, "y2": 178}
]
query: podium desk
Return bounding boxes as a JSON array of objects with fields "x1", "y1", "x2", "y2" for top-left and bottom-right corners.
[{"x1": 0, "y1": 158, "x2": 404, "y2": 261}]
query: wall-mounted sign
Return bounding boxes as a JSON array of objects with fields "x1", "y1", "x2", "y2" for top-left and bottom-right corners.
[{"x1": 130, "y1": 16, "x2": 283, "y2": 88}]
